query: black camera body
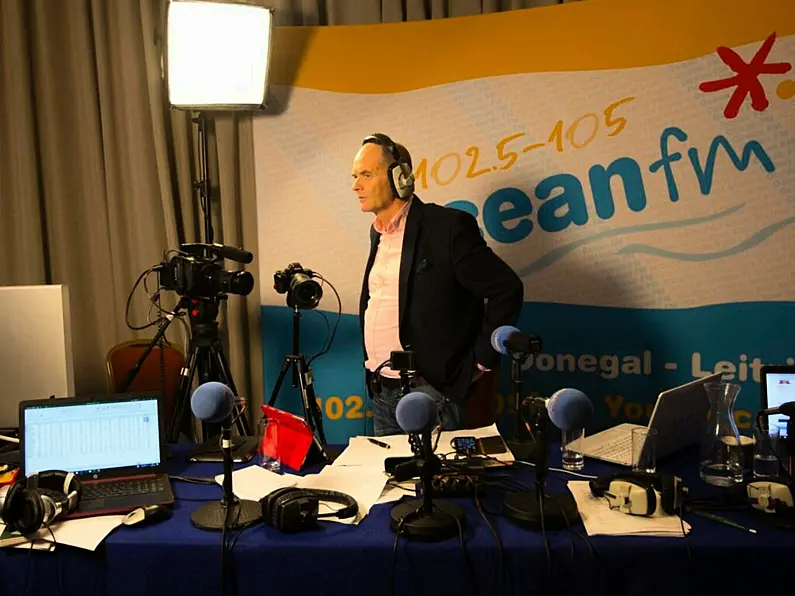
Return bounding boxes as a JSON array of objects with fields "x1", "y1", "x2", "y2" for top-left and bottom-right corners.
[
  {"x1": 158, "y1": 244, "x2": 254, "y2": 299},
  {"x1": 273, "y1": 263, "x2": 322, "y2": 310}
]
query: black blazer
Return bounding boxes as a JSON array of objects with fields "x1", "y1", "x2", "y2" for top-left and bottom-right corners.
[{"x1": 359, "y1": 196, "x2": 524, "y2": 403}]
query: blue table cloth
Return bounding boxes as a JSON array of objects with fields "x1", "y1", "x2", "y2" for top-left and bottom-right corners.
[{"x1": 1, "y1": 443, "x2": 792, "y2": 596}]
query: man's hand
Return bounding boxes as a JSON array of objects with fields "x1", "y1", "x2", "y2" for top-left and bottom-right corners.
[{"x1": 472, "y1": 363, "x2": 490, "y2": 382}]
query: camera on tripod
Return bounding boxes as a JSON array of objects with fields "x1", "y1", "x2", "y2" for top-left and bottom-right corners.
[
  {"x1": 158, "y1": 243, "x2": 254, "y2": 298},
  {"x1": 273, "y1": 262, "x2": 322, "y2": 310}
]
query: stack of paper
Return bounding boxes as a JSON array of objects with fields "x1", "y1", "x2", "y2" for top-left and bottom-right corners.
[
  {"x1": 1, "y1": 515, "x2": 126, "y2": 551},
  {"x1": 331, "y1": 424, "x2": 514, "y2": 506},
  {"x1": 215, "y1": 424, "x2": 515, "y2": 523},
  {"x1": 297, "y1": 465, "x2": 388, "y2": 524},
  {"x1": 567, "y1": 481, "x2": 691, "y2": 537},
  {"x1": 213, "y1": 461, "x2": 389, "y2": 525}
]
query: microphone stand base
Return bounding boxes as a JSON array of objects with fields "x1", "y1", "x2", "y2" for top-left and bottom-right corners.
[
  {"x1": 191, "y1": 498, "x2": 261, "y2": 531},
  {"x1": 187, "y1": 436, "x2": 257, "y2": 463},
  {"x1": 506, "y1": 438, "x2": 539, "y2": 462},
  {"x1": 503, "y1": 490, "x2": 580, "y2": 531},
  {"x1": 390, "y1": 498, "x2": 466, "y2": 542}
]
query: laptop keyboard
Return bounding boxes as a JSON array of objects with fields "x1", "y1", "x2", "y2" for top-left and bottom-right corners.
[
  {"x1": 588, "y1": 435, "x2": 633, "y2": 461},
  {"x1": 83, "y1": 477, "x2": 165, "y2": 500}
]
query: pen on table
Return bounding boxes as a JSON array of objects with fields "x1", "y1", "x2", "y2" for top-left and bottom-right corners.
[
  {"x1": 368, "y1": 438, "x2": 391, "y2": 449},
  {"x1": 690, "y1": 509, "x2": 757, "y2": 534}
]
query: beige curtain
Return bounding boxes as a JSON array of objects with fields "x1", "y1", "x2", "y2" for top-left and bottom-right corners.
[{"x1": 0, "y1": 0, "x2": 576, "y2": 428}]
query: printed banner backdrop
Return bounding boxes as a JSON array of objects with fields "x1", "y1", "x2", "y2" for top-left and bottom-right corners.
[{"x1": 253, "y1": 0, "x2": 795, "y2": 444}]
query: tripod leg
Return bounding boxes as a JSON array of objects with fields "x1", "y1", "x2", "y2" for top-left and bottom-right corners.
[
  {"x1": 297, "y1": 357, "x2": 327, "y2": 446},
  {"x1": 169, "y1": 343, "x2": 200, "y2": 443},
  {"x1": 267, "y1": 357, "x2": 294, "y2": 408},
  {"x1": 211, "y1": 345, "x2": 251, "y2": 437}
]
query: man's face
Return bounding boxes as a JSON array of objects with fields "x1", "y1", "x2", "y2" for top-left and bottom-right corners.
[{"x1": 351, "y1": 143, "x2": 394, "y2": 214}]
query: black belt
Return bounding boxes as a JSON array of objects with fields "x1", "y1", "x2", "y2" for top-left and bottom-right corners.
[{"x1": 378, "y1": 374, "x2": 423, "y2": 390}]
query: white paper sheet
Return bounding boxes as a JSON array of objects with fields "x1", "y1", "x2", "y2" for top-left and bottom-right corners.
[
  {"x1": 331, "y1": 424, "x2": 514, "y2": 471},
  {"x1": 214, "y1": 464, "x2": 298, "y2": 502},
  {"x1": 331, "y1": 435, "x2": 413, "y2": 469},
  {"x1": 2, "y1": 515, "x2": 126, "y2": 551},
  {"x1": 297, "y1": 465, "x2": 389, "y2": 525},
  {"x1": 567, "y1": 481, "x2": 691, "y2": 537}
]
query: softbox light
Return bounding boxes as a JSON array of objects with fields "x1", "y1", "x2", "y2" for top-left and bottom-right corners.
[{"x1": 166, "y1": 0, "x2": 274, "y2": 110}]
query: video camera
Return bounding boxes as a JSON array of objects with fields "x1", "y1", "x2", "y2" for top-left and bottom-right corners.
[
  {"x1": 273, "y1": 262, "x2": 322, "y2": 310},
  {"x1": 158, "y1": 243, "x2": 254, "y2": 298}
]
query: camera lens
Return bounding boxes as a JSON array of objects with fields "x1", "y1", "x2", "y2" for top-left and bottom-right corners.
[
  {"x1": 216, "y1": 270, "x2": 254, "y2": 296},
  {"x1": 290, "y1": 273, "x2": 322, "y2": 309}
]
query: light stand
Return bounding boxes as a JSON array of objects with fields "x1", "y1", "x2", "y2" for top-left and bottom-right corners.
[
  {"x1": 503, "y1": 398, "x2": 580, "y2": 530},
  {"x1": 389, "y1": 431, "x2": 466, "y2": 541},
  {"x1": 191, "y1": 420, "x2": 260, "y2": 531},
  {"x1": 505, "y1": 352, "x2": 538, "y2": 461}
]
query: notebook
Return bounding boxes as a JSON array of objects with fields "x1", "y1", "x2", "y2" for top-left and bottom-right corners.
[
  {"x1": 579, "y1": 373, "x2": 724, "y2": 466},
  {"x1": 19, "y1": 393, "x2": 174, "y2": 517}
]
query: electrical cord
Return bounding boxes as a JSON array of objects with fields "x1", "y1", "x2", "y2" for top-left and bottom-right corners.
[
  {"x1": 306, "y1": 273, "x2": 342, "y2": 366},
  {"x1": 169, "y1": 475, "x2": 218, "y2": 485},
  {"x1": 473, "y1": 479, "x2": 507, "y2": 596},
  {"x1": 389, "y1": 517, "x2": 407, "y2": 596}
]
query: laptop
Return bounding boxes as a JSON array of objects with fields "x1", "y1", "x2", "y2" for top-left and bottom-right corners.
[
  {"x1": 19, "y1": 392, "x2": 174, "y2": 517},
  {"x1": 579, "y1": 372, "x2": 723, "y2": 466},
  {"x1": 760, "y1": 365, "x2": 795, "y2": 438}
]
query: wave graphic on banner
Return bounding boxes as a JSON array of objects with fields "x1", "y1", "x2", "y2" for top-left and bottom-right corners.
[
  {"x1": 516, "y1": 203, "x2": 744, "y2": 276},
  {"x1": 618, "y1": 214, "x2": 795, "y2": 262}
]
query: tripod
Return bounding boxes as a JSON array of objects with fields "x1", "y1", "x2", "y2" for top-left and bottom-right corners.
[
  {"x1": 119, "y1": 295, "x2": 251, "y2": 445},
  {"x1": 267, "y1": 305, "x2": 328, "y2": 449}
]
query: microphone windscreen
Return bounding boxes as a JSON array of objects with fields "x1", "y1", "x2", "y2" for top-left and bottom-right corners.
[
  {"x1": 490, "y1": 325, "x2": 520, "y2": 356},
  {"x1": 547, "y1": 388, "x2": 593, "y2": 431},
  {"x1": 396, "y1": 392, "x2": 438, "y2": 434},
  {"x1": 191, "y1": 382, "x2": 235, "y2": 423}
]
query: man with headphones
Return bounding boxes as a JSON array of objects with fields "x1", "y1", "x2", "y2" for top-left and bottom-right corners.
[{"x1": 352, "y1": 133, "x2": 523, "y2": 436}]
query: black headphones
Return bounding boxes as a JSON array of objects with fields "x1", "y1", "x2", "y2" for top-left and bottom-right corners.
[
  {"x1": 1, "y1": 471, "x2": 82, "y2": 535},
  {"x1": 362, "y1": 133, "x2": 415, "y2": 200},
  {"x1": 589, "y1": 471, "x2": 686, "y2": 517},
  {"x1": 259, "y1": 487, "x2": 358, "y2": 533}
]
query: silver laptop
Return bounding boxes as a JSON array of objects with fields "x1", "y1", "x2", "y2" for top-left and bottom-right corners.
[{"x1": 580, "y1": 373, "x2": 723, "y2": 466}]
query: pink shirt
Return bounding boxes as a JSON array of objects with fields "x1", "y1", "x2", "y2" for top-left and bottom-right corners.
[{"x1": 364, "y1": 199, "x2": 412, "y2": 378}]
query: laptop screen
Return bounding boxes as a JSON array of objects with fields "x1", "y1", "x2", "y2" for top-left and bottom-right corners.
[
  {"x1": 22, "y1": 395, "x2": 162, "y2": 476},
  {"x1": 765, "y1": 371, "x2": 794, "y2": 438}
]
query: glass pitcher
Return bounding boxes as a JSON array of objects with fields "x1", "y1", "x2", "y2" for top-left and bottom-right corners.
[{"x1": 699, "y1": 381, "x2": 745, "y2": 486}]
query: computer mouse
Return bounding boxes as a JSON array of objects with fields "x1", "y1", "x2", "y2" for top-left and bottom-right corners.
[{"x1": 123, "y1": 504, "x2": 173, "y2": 527}]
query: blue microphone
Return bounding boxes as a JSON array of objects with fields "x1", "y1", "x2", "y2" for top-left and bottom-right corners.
[
  {"x1": 389, "y1": 390, "x2": 467, "y2": 540},
  {"x1": 547, "y1": 388, "x2": 594, "y2": 431},
  {"x1": 490, "y1": 325, "x2": 542, "y2": 357},
  {"x1": 396, "y1": 391, "x2": 438, "y2": 435},
  {"x1": 188, "y1": 381, "x2": 261, "y2": 532},
  {"x1": 191, "y1": 382, "x2": 235, "y2": 423}
]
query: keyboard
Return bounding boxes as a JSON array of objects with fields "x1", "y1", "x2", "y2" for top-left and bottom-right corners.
[
  {"x1": 83, "y1": 477, "x2": 167, "y2": 500},
  {"x1": 587, "y1": 435, "x2": 633, "y2": 461}
]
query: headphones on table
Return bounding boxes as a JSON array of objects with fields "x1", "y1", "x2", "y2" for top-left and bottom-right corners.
[
  {"x1": 589, "y1": 471, "x2": 687, "y2": 517},
  {"x1": 747, "y1": 481, "x2": 795, "y2": 514},
  {"x1": 260, "y1": 487, "x2": 359, "y2": 533},
  {"x1": 361, "y1": 133, "x2": 415, "y2": 199},
  {"x1": 1, "y1": 471, "x2": 82, "y2": 535}
]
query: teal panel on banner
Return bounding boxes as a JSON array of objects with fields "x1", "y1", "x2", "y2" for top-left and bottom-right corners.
[
  {"x1": 260, "y1": 305, "x2": 370, "y2": 444},
  {"x1": 505, "y1": 301, "x2": 795, "y2": 436},
  {"x1": 261, "y1": 301, "x2": 795, "y2": 442}
]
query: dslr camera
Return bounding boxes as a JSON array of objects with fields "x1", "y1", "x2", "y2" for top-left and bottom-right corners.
[
  {"x1": 273, "y1": 263, "x2": 322, "y2": 310},
  {"x1": 158, "y1": 243, "x2": 254, "y2": 298}
]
